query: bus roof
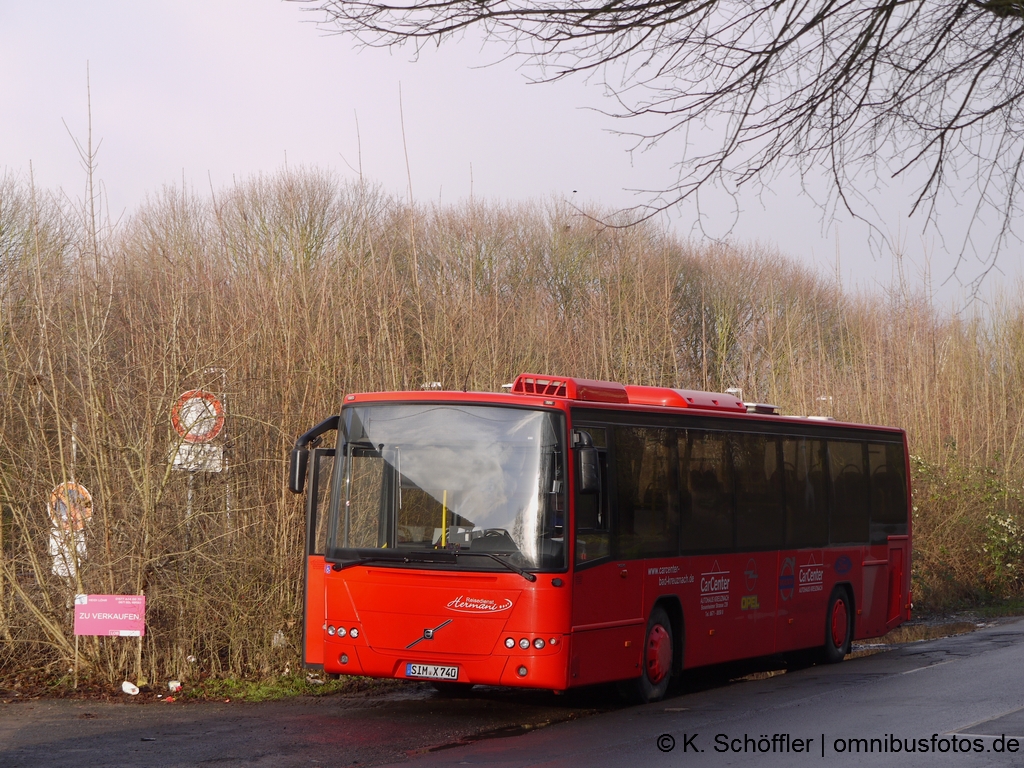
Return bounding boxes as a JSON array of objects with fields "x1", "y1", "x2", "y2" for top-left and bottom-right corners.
[{"x1": 341, "y1": 373, "x2": 904, "y2": 436}]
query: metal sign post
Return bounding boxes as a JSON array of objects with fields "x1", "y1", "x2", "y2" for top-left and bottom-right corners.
[{"x1": 170, "y1": 388, "x2": 226, "y2": 549}]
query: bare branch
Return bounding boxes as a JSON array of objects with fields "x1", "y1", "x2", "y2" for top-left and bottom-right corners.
[{"x1": 298, "y1": 0, "x2": 1024, "y2": 275}]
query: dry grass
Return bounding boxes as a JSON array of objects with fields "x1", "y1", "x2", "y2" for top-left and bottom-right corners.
[
  {"x1": 874, "y1": 621, "x2": 979, "y2": 645},
  {"x1": 1, "y1": 169, "x2": 1023, "y2": 688}
]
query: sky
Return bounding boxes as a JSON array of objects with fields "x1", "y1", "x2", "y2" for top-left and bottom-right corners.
[{"x1": 1, "y1": 1, "x2": 1018, "y2": 307}]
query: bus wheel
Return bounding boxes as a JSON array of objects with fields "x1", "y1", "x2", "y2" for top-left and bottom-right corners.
[
  {"x1": 823, "y1": 588, "x2": 852, "y2": 664},
  {"x1": 621, "y1": 606, "x2": 673, "y2": 703},
  {"x1": 431, "y1": 681, "x2": 475, "y2": 697}
]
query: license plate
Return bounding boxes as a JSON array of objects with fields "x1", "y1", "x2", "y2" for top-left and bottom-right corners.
[{"x1": 406, "y1": 663, "x2": 459, "y2": 681}]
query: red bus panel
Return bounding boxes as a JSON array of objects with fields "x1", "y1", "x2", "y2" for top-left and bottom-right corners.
[{"x1": 304, "y1": 556, "x2": 326, "y2": 666}]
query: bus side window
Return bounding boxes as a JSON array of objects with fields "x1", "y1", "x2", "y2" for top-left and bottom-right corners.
[
  {"x1": 679, "y1": 431, "x2": 733, "y2": 553},
  {"x1": 782, "y1": 438, "x2": 828, "y2": 548},
  {"x1": 312, "y1": 451, "x2": 335, "y2": 555},
  {"x1": 868, "y1": 442, "x2": 909, "y2": 543},
  {"x1": 612, "y1": 426, "x2": 679, "y2": 559},
  {"x1": 574, "y1": 427, "x2": 610, "y2": 564},
  {"x1": 828, "y1": 440, "x2": 870, "y2": 544},
  {"x1": 732, "y1": 433, "x2": 784, "y2": 550}
]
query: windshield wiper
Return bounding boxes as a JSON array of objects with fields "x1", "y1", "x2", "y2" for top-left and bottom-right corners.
[
  {"x1": 453, "y1": 551, "x2": 537, "y2": 582},
  {"x1": 330, "y1": 554, "x2": 406, "y2": 571},
  {"x1": 330, "y1": 551, "x2": 456, "y2": 571}
]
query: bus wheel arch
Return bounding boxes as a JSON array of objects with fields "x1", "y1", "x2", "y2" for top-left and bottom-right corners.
[{"x1": 620, "y1": 604, "x2": 676, "y2": 703}]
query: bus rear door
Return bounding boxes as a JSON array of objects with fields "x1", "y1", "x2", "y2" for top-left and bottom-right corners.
[{"x1": 887, "y1": 535, "x2": 909, "y2": 630}]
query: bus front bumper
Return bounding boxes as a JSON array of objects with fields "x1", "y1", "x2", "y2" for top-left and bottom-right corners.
[{"x1": 322, "y1": 634, "x2": 571, "y2": 690}]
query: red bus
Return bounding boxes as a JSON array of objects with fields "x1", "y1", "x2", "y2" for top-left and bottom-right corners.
[{"x1": 289, "y1": 374, "x2": 911, "y2": 702}]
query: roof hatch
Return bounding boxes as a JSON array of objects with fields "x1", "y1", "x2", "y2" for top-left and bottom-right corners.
[{"x1": 510, "y1": 374, "x2": 746, "y2": 412}]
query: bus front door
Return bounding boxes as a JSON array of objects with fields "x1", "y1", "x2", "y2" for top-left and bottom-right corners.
[
  {"x1": 571, "y1": 560, "x2": 644, "y2": 686},
  {"x1": 302, "y1": 447, "x2": 335, "y2": 668}
]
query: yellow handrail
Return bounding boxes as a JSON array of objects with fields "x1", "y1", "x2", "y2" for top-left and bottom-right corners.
[{"x1": 441, "y1": 489, "x2": 448, "y2": 547}]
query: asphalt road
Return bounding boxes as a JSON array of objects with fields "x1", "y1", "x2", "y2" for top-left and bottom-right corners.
[
  {"x1": 3, "y1": 618, "x2": 1022, "y2": 767},
  {"x1": 0, "y1": 680, "x2": 606, "y2": 767},
  {"x1": 402, "y1": 617, "x2": 1024, "y2": 768}
]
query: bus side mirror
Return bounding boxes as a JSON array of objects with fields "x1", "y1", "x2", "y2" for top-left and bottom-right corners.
[
  {"x1": 289, "y1": 448, "x2": 309, "y2": 494},
  {"x1": 578, "y1": 447, "x2": 599, "y2": 494}
]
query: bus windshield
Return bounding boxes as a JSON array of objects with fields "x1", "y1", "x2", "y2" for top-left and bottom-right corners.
[{"x1": 327, "y1": 404, "x2": 567, "y2": 571}]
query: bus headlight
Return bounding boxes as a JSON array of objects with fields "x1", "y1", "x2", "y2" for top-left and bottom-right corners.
[
  {"x1": 505, "y1": 638, "x2": 515, "y2": 649},
  {"x1": 533, "y1": 638, "x2": 545, "y2": 649}
]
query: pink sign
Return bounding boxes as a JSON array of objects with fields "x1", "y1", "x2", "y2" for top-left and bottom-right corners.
[{"x1": 74, "y1": 594, "x2": 146, "y2": 637}]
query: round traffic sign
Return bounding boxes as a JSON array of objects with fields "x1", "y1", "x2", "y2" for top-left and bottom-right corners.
[
  {"x1": 171, "y1": 390, "x2": 225, "y2": 443},
  {"x1": 49, "y1": 482, "x2": 93, "y2": 531}
]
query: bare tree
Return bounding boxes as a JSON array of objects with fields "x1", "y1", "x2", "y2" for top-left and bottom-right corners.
[{"x1": 297, "y1": 0, "x2": 1024, "y2": 288}]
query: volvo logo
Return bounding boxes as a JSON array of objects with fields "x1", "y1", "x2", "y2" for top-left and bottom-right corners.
[{"x1": 406, "y1": 619, "x2": 452, "y2": 649}]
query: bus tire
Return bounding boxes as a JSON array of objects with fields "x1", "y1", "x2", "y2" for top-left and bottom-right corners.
[
  {"x1": 620, "y1": 606, "x2": 674, "y2": 703},
  {"x1": 822, "y1": 587, "x2": 852, "y2": 664}
]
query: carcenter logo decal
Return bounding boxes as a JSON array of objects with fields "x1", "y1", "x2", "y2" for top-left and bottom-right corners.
[
  {"x1": 446, "y1": 595, "x2": 513, "y2": 613},
  {"x1": 700, "y1": 561, "x2": 730, "y2": 617},
  {"x1": 799, "y1": 556, "x2": 825, "y2": 594}
]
